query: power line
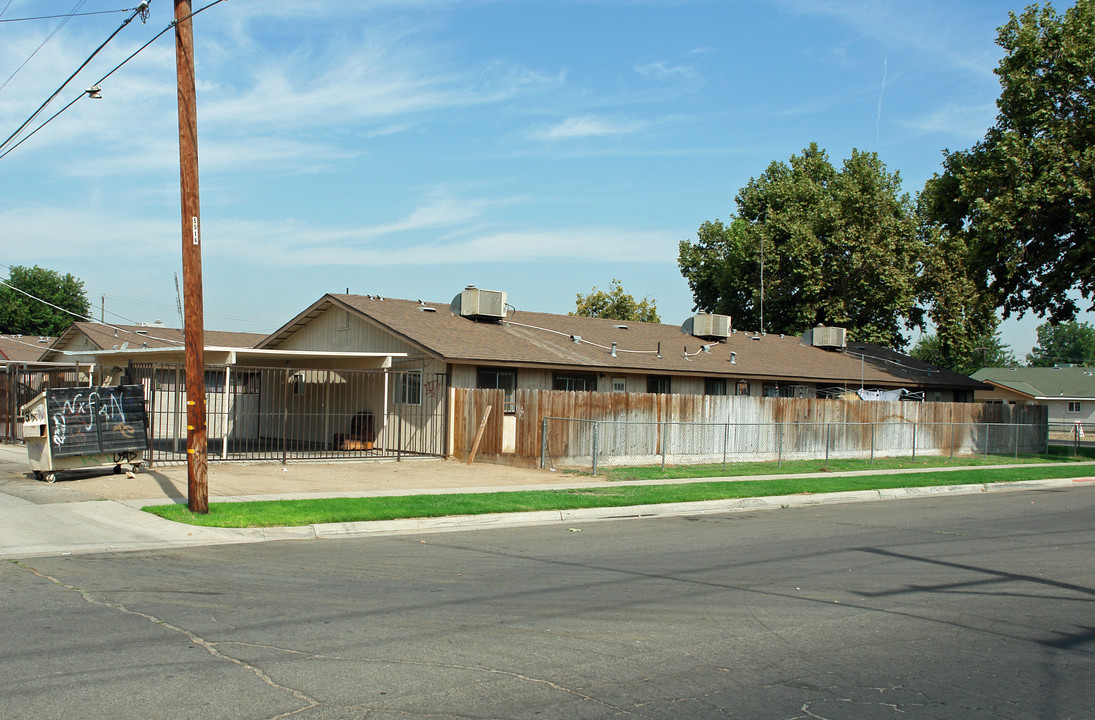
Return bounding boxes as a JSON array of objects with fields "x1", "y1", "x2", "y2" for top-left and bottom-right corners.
[
  {"x1": 0, "y1": 277, "x2": 183, "y2": 345},
  {"x1": 0, "y1": 2, "x2": 148, "y2": 156},
  {"x1": 0, "y1": 0, "x2": 89, "y2": 95},
  {"x1": 0, "y1": 0, "x2": 227, "y2": 161},
  {"x1": 0, "y1": 8, "x2": 138, "y2": 23}
]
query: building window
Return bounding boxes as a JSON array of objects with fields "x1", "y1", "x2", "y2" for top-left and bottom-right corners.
[
  {"x1": 735, "y1": 380, "x2": 751, "y2": 396},
  {"x1": 612, "y1": 377, "x2": 627, "y2": 393},
  {"x1": 1069, "y1": 401, "x2": 1082, "y2": 413},
  {"x1": 478, "y1": 367, "x2": 517, "y2": 413},
  {"x1": 647, "y1": 375, "x2": 671, "y2": 394},
  {"x1": 553, "y1": 372, "x2": 597, "y2": 392},
  {"x1": 762, "y1": 383, "x2": 780, "y2": 397},
  {"x1": 705, "y1": 378, "x2": 727, "y2": 396},
  {"x1": 396, "y1": 371, "x2": 422, "y2": 405}
]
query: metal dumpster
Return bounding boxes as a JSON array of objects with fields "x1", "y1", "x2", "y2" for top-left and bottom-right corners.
[{"x1": 22, "y1": 385, "x2": 148, "y2": 483}]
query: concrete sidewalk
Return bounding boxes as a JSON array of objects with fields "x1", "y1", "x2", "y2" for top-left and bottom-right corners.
[{"x1": 2, "y1": 442, "x2": 1094, "y2": 560}]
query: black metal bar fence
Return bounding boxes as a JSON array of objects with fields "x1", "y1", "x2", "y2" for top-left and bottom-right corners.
[
  {"x1": 541, "y1": 417, "x2": 1051, "y2": 475},
  {"x1": 124, "y1": 363, "x2": 447, "y2": 465},
  {"x1": 0, "y1": 363, "x2": 87, "y2": 444}
]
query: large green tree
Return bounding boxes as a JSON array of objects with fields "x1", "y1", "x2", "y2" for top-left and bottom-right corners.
[
  {"x1": 0, "y1": 265, "x2": 90, "y2": 336},
  {"x1": 572, "y1": 279, "x2": 660, "y2": 323},
  {"x1": 1027, "y1": 320, "x2": 1095, "y2": 366},
  {"x1": 679, "y1": 144, "x2": 922, "y2": 348},
  {"x1": 914, "y1": 218, "x2": 1001, "y2": 374},
  {"x1": 923, "y1": 0, "x2": 1095, "y2": 322},
  {"x1": 911, "y1": 331, "x2": 1016, "y2": 376}
]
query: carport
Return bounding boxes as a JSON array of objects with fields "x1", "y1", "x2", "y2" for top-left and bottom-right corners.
[{"x1": 39, "y1": 346, "x2": 446, "y2": 465}]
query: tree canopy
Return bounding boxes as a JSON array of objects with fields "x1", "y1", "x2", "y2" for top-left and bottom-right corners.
[
  {"x1": 1027, "y1": 320, "x2": 1095, "y2": 366},
  {"x1": 572, "y1": 279, "x2": 660, "y2": 323},
  {"x1": 911, "y1": 331, "x2": 1016, "y2": 376},
  {"x1": 922, "y1": 0, "x2": 1095, "y2": 322},
  {"x1": 0, "y1": 265, "x2": 90, "y2": 336},
  {"x1": 679, "y1": 144, "x2": 922, "y2": 349}
]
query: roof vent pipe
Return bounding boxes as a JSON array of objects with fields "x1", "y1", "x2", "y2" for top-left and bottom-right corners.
[
  {"x1": 730, "y1": 352, "x2": 737, "y2": 364},
  {"x1": 610, "y1": 342, "x2": 617, "y2": 358}
]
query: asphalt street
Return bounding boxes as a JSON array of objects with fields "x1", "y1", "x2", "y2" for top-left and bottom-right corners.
[{"x1": 3, "y1": 486, "x2": 1094, "y2": 719}]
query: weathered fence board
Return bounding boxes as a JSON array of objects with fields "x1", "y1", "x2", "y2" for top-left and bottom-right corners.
[{"x1": 450, "y1": 388, "x2": 1049, "y2": 467}]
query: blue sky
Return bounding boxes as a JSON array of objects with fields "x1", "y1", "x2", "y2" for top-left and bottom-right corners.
[{"x1": 1, "y1": 0, "x2": 1087, "y2": 359}]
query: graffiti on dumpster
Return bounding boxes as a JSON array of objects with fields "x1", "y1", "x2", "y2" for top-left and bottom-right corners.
[{"x1": 46, "y1": 386, "x2": 148, "y2": 457}]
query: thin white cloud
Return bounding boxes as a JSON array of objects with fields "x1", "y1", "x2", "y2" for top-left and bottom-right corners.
[
  {"x1": 532, "y1": 115, "x2": 644, "y2": 141},
  {"x1": 900, "y1": 102, "x2": 997, "y2": 140}
]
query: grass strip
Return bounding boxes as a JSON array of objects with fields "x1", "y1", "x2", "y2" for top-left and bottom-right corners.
[
  {"x1": 600, "y1": 451, "x2": 1095, "y2": 481},
  {"x1": 144, "y1": 464, "x2": 1095, "y2": 529}
]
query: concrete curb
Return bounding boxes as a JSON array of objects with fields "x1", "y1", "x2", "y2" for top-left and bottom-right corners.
[
  {"x1": 4, "y1": 475, "x2": 1093, "y2": 559},
  {"x1": 295, "y1": 476, "x2": 1095, "y2": 539}
]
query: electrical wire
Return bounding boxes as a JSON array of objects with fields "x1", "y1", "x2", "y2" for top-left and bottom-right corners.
[
  {"x1": 0, "y1": 8, "x2": 138, "y2": 23},
  {"x1": 0, "y1": 277, "x2": 184, "y2": 346},
  {"x1": 0, "y1": 2, "x2": 143, "y2": 156},
  {"x1": 0, "y1": 0, "x2": 88, "y2": 94},
  {"x1": 0, "y1": 0, "x2": 227, "y2": 160}
]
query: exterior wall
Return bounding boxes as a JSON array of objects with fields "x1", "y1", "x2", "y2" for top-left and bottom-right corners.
[
  {"x1": 1044, "y1": 398, "x2": 1095, "y2": 428},
  {"x1": 272, "y1": 306, "x2": 447, "y2": 451}
]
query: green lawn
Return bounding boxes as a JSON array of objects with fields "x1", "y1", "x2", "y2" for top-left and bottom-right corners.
[
  {"x1": 599, "y1": 449, "x2": 1095, "y2": 481},
  {"x1": 145, "y1": 458, "x2": 1095, "y2": 529}
]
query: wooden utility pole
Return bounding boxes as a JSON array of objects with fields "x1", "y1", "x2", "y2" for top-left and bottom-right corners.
[{"x1": 175, "y1": 0, "x2": 207, "y2": 513}]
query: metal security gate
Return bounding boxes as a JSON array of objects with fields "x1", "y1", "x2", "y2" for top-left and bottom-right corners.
[
  {"x1": 0, "y1": 363, "x2": 87, "y2": 444},
  {"x1": 130, "y1": 364, "x2": 447, "y2": 465}
]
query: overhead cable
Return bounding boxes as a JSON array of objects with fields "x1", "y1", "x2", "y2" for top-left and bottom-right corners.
[
  {"x1": 0, "y1": 277, "x2": 184, "y2": 345},
  {"x1": 0, "y1": 0, "x2": 227, "y2": 160},
  {"x1": 0, "y1": 1, "x2": 149, "y2": 156}
]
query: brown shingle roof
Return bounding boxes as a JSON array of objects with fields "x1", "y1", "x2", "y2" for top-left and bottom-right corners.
[
  {"x1": 264, "y1": 294, "x2": 983, "y2": 391},
  {"x1": 39, "y1": 322, "x2": 265, "y2": 361},
  {"x1": 0, "y1": 335, "x2": 55, "y2": 362}
]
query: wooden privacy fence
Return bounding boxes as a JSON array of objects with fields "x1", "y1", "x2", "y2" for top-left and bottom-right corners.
[{"x1": 450, "y1": 388, "x2": 1049, "y2": 470}]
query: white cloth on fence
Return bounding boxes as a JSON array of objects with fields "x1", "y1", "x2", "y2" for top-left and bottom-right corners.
[{"x1": 856, "y1": 388, "x2": 904, "y2": 402}]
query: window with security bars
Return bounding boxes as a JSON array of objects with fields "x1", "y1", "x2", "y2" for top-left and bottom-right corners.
[
  {"x1": 396, "y1": 371, "x2": 422, "y2": 405},
  {"x1": 478, "y1": 367, "x2": 517, "y2": 413},
  {"x1": 553, "y1": 372, "x2": 597, "y2": 392},
  {"x1": 647, "y1": 375, "x2": 671, "y2": 394}
]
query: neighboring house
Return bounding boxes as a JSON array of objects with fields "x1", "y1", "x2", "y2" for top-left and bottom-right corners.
[
  {"x1": 0, "y1": 335, "x2": 56, "y2": 362},
  {"x1": 260, "y1": 289, "x2": 986, "y2": 410},
  {"x1": 973, "y1": 366, "x2": 1095, "y2": 432},
  {"x1": 38, "y1": 321, "x2": 265, "y2": 362}
]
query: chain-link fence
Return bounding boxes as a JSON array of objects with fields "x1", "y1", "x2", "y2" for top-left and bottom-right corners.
[
  {"x1": 1048, "y1": 420, "x2": 1090, "y2": 456},
  {"x1": 541, "y1": 417, "x2": 1050, "y2": 475}
]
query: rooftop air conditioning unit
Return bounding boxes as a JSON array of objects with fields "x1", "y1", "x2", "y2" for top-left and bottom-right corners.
[
  {"x1": 811, "y1": 326, "x2": 847, "y2": 349},
  {"x1": 690, "y1": 313, "x2": 731, "y2": 340},
  {"x1": 459, "y1": 286, "x2": 507, "y2": 320}
]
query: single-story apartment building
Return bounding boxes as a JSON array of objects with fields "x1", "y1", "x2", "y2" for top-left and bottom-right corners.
[{"x1": 259, "y1": 288, "x2": 986, "y2": 407}]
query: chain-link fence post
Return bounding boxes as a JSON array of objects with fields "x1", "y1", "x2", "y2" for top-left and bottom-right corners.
[
  {"x1": 870, "y1": 422, "x2": 875, "y2": 465},
  {"x1": 777, "y1": 422, "x2": 784, "y2": 468},
  {"x1": 824, "y1": 423, "x2": 831, "y2": 466},
  {"x1": 660, "y1": 421, "x2": 667, "y2": 471},
  {"x1": 540, "y1": 417, "x2": 547, "y2": 469},
  {"x1": 592, "y1": 420, "x2": 599, "y2": 477},
  {"x1": 722, "y1": 421, "x2": 729, "y2": 471}
]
